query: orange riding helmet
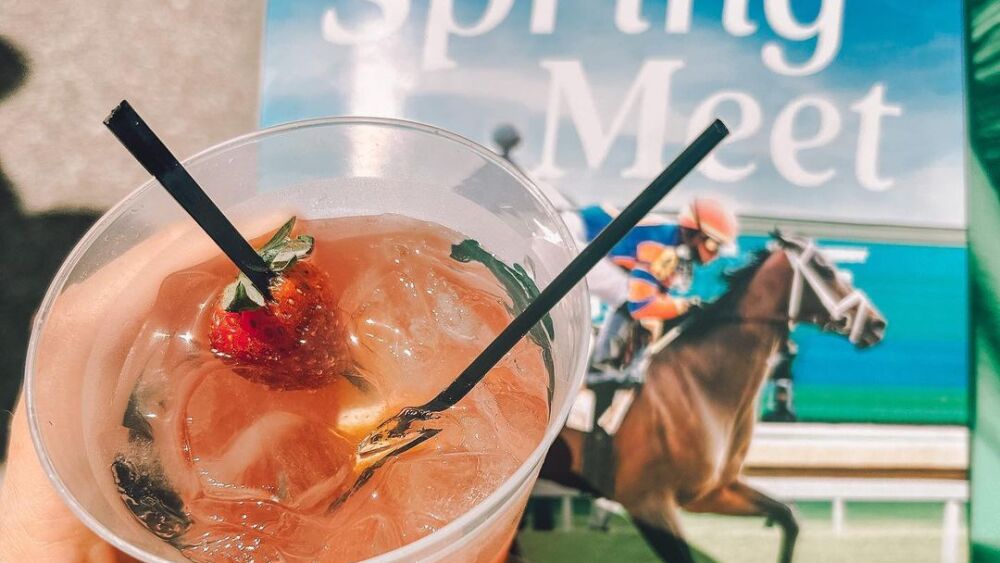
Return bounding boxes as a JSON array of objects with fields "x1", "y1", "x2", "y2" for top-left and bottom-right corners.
[{"x1": 678, "y1": 198, "x2": 738, "y2": 263}]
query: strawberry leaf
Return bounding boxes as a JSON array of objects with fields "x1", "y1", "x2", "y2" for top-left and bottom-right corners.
[
  {"x1": 268, "y1": 235, "x2": 314, "y2": 272},
  {"x1": 219, "y1": 218, "x2": 316, "y2": 312},
  {"x1": 258, "y1": 217, "x2": 296, "y2": 258},
  {"x1": 223, "y1": 274, "x2": 267, "y2": 312}
]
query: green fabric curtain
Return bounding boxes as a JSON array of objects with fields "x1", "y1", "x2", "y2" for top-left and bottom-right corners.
[{"x1": 969, "y1": 0, "x2": 1000, "y2": 559}]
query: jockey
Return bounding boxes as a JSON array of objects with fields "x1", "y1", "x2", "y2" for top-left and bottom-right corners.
[{"x1": 564, "y1": 198, "x2": 739, "y2": 379}]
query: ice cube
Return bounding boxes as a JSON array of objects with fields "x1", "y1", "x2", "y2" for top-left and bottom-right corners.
[
  {"x1": 429, "y1": 274, "x2": 479, "y2": 342},
  {"x1": 195, "y1": 411, "x2": 354, "y2": 503},
  {"x1": 383, "y1": 451, "x2": 517, "y2": 523},
  {"x1": 182, "y1": 497, "x2": 333, "y2": 559},
  {"x1": 321, "y1": 513, "x2": 402, "y2": 561},
  {"x1": 180, "y1": 530, "x2": 284, "y2": 563}
]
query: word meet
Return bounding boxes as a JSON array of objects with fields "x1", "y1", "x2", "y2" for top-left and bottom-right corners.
[{"x1": 323, "y1": 0, "x2": 900, "y2": 191}]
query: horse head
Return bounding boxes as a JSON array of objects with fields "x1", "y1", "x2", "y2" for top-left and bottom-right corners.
[{"x1": 771, "y1": 230, "x2": 887, "y2": 349}]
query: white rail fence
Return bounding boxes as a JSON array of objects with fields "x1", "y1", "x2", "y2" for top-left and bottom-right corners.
[{"x1": 531, "y1": 423, "x2": 969, "y2": 563}]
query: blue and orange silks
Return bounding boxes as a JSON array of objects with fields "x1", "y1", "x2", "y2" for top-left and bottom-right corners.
[{"x1": 579, "y1": 205, "x2": 688, "y2": 321}]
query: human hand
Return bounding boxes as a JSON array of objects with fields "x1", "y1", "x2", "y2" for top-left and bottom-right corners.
[
  {"x1": 0, "y1": 216, "x2": 292, "y2": 562},
  {"x1": 0, "y1": 394, "x2": 134, "y2": 562},
  {"x1": 678, "y1": 296, "x2": 701, "y2": 315}
]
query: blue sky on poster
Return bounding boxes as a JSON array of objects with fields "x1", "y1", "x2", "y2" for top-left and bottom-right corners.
[{"x1": 260, "y1": 0, "x2": 965, "y2": 228}]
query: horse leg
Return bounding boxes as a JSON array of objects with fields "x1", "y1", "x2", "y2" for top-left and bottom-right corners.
[
  {"x1": 684, "y1": 481, "x2": 799, "y2": 563},
  {"x1": 633, "y1": 516, "x2": 694, "y2": 563},
  {"x1": 625, "y1": 496, "x2": 694, "y2": 563},
  {"x1": 539, "y1": 434, "x2": 604, "y2": 496}
]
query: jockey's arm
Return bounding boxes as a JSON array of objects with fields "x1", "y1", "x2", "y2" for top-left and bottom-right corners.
[
  {"x1": 626, "y1": 267, "x2": 690, "y2": 321},
  {"x1": 586, "y1": 257, "x2": 630, "y2": 307}
]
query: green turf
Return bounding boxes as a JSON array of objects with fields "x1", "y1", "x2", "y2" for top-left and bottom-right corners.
[{"x1": 517, "y1": 501, "x2": 968, "y2": 563}]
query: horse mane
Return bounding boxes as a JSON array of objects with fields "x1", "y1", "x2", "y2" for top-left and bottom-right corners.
[{"x1": 672, "y1": 248, "x2": 774, "y2": 342}]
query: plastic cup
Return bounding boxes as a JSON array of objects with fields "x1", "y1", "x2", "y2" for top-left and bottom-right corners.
[{"x1": 24, "y1": 117, "x2": 591, "y2": 562}]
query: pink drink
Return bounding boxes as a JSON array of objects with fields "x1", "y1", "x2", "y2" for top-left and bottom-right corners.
[{"x1": 108, "y1": 214, "x2": 550, "y2": 561}]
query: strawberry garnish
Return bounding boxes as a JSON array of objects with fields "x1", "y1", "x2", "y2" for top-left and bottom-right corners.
[{"x1": 209, "y1": 218, "x2": 349, "y2": 390}]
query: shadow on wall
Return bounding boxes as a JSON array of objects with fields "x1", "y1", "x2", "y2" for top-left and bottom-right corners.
[{"x1": 0, "y1": 37, "x2": 100, "y2": 459}]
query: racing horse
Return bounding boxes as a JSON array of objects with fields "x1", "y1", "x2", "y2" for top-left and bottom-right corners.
[{"x1": 540, "y1": 232, "x2": 887, "y2": 563}]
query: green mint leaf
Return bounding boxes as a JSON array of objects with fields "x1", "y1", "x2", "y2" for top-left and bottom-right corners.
[
  {"x1": 223, "y1": 274, "x2": 267, "y2": 312},
  {"x1": 450, "y1": 239, "x2": 555, "y2": 405}
]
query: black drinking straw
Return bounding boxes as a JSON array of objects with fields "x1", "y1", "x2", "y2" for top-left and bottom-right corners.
[
  {"x1": 423, "y1": 119, "x2": 729, "y2": 412},
  {"x1": 103, "y1": 100, "x2": 276, "y2": 299},
  {"x1": 354, "y1": 119, "x2": 729, "y2": 471}
]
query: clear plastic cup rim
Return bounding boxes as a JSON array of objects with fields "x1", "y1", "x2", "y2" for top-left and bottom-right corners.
[{"x1": 24, "y1": 115, "x2": 591, "y2": 562}]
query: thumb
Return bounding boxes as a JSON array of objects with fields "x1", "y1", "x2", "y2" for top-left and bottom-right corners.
[{"x1": 0, "y1": 394, "x2": 128, "y2": 561}]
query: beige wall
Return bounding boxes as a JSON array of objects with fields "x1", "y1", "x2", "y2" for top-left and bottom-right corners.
[{"x1": 0, "y1": 0, "x2": 265, "y2": 213}]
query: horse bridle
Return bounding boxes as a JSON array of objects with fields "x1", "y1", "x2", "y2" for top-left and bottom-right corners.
[
  {"x1": 783, "y1": 241, "x2": 874, "y2": 345},
  {"x1": 646, "y1": 240, "x2": 876, "y2": 357}
]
